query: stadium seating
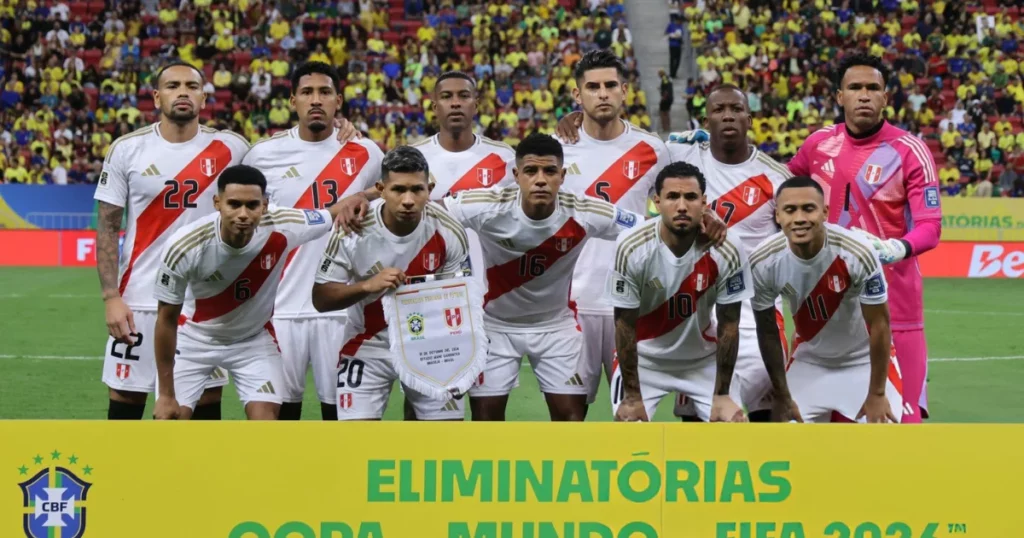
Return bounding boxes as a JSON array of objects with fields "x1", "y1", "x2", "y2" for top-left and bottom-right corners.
[
  {"x1": 0, "y1": 0, "x2": 651, "y2": 185},
  {"x1": 679, "y1": 0, "x2": 1024, "y2": 197}
]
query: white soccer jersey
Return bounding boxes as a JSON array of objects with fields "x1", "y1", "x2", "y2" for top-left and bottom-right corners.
[
  {"x1": 607, "y1": 221, "x2": 753, "y2": 366},
  {"x1": 444, "y1": 186, "x2": 642, "y2": 333},
  {"x1": 560, "y1": 120, "x2": 672, "y2": 315},
  {"x1": 153, "y1": 208, "x2": 334, "y2": 346},
  {"x1": 243, "y1": 128, "x2": 384, "y2": 319},
  {"x1": 749, "y1": 223, "x2": 888, "y2": 368},
  {"x1": 315, "y1": 201, "x2": 470, "y2": 360},
  {"x1": 411, "y1": 134, "x2": 516, "y2": 198},
  {"x1": 94, "y1": 124, "x2": 250, "y2": 311}
]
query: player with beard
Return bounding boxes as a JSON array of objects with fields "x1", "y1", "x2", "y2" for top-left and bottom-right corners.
[
  {"x1": 94, "y1": 61, "x2": 250, "y2": 420},
  {"x1": 333, "y1": 71, "x2": 514, "y2": 419},
  {"x1": 242, "y1": 62, "x2": 383, "y2": 420}
]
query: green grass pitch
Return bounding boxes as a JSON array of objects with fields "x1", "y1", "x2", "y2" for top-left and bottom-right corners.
[{"x1": 0, "y1": 268, "x2": 1021, "y2": 422}]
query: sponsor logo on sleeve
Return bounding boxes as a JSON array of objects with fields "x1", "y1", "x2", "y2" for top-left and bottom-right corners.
[
  {"x1": 613, "y1": 278, "x2": 628, "y2": 296},
  {"x1": 726, "y1": 273, "x2": 746, "y2": 294},
  {"x1": 615, "y1": 209, "x2": 637, "y2": 228},
  {"x1": 864, "y1": 273, "x2": 886, "y2": 297},
  {"x1": 98, "y1": 171, "x2": 108, "y2": 186},
  {"x1": 924, "y1": 186, "x2": 940, "y2": 208},
  {"x1": 304, "y1": 209, "x2": 326, "y2": 225}
]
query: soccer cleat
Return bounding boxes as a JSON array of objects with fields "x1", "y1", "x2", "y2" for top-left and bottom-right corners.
[{"x1": 667, "y1": 129, "x2": 710, "y2": 145}]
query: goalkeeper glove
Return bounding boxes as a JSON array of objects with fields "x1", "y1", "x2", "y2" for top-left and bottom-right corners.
[
  {"x1": 853, "y1": 228, "x2": 909, "y2": 265},
  {"x1": 667, "y1": 129, "x2": 710, "y2": 145}
]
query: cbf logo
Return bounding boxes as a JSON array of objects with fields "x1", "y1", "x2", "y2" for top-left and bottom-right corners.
[
  {"x1": 407, "y1": 312, "x2": 426, "y2": 339},
  {"x1": 17, "y1": 450, "x2": 94, "y2": 538}
]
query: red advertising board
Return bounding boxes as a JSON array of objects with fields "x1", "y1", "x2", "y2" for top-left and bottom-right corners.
[{"x1": 919, "y1": 241, "x2": 1024, "y2": 278}]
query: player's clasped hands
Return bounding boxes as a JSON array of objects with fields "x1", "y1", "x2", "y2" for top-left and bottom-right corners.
[
  {"x1": 710, "y1": 395, "x2": 748, "y2": 423},
  {"x1": 858, "y1": 393, "x2": 897, "y2": 423},
  {"x1": 361, "y1": 268, "x2": 408, "y2": 294}
]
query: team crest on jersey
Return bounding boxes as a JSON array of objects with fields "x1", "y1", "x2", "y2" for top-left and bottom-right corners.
[
  {"x1": 338, "y1": 393, "x2": 353, "y2": 409},
  {"x1": 445, "y1": 308, "x2": 463, "y2": 331},
  {"x1": 695, "y1": 272, "x2": 708, "y2": 292},
  {"x1": 18, "y1": 450, "x2": 93, "y2": 538},
  {"x1": 200, "y1": 158, "x2": 217, "y2": 178},
  {"x1": 115, "y1": 363, "x2": 131, "y2": 380},
  {"x1": 261, "y1": 253, "x2": 277, "y2": 270},
  {"x1": 554, "y1": 237, "x2": 573, "y2": 253},
  {"x1": 827, "y1": 274, "x2": 846, "y2": 293},
  {"x1": 622, "y1": 160, "x2": 641, "y2": 180},
  {"x1": 742, "y1": 186, "x2": 761, "y2": 206},
  {"x1": 864, "y1": 164, "x2": 884, "y2": 185},
  {"x1": 423, "y1": 252, "x2": 440, "y2": 272},
  {"x1": 477, "y1": 168, "x2": 494, "y2": 187},
  {"x1": 340, "y1": 157, "x2": 358, "y2": 176}
]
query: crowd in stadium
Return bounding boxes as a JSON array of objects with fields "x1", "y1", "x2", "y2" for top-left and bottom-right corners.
[
  {"x1": 684, "y1": 0, "x2": 1024, "y2": 197},
  {"x1": 0, "y1": 0, "x2": 652, "y2": 185}
]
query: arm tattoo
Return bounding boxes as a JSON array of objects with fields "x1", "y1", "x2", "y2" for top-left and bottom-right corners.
[
  {"x1": 96, "y1": 201, "x2": 124, "y2": 299},
  {"x1": 714, "y1": 302, "x2": 742, "y2": 396},
  {"x1": 613, "y1": 307, "x2": 641, "y2": 398},
  {"x1": 754, "y1": 307, "x2": 791, "y2": 399}
]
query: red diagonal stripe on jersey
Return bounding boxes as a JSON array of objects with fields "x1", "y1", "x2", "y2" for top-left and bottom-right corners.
[
  {"x1": 584, "y1": 142, "x2": 658, "y2": 204},
  {"x1": 283, "y1": 143, "x2": 372, "y2": 276},
  {"x1": 792, "y1": 256, "x2": 851, "y2": 344},
  {"x1": 192, "y1": 232, "x2": 288, "y2": 322},
  {"x1": 711, "y1": 173, "x2": 774, "y2": 227},
  {"x1": 340, "y1": 231, "x2": 448, "y2": 356},
  {"x1": 637, "y1": 252, "x2": 719, "y2": 341},
  {"x1": 118, "y1": 140, "x2": 232, "y2": 295},
  {"x1": 446, "y1": 153, "x2": 508, "y2": 194},
  {"x1": 483, "y1": 218, "x2": 587, "y2": 306}
]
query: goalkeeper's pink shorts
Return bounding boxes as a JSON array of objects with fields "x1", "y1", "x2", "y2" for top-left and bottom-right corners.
[{"x1": 893, "y1": 330, "x2": 928, "y2": 423}]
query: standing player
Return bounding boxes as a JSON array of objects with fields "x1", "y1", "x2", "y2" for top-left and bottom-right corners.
[
  {"x1": 443, "y1": 134, "x2": 643, "y2": 421},
  {"x1": 749, "y1": 176, "x2": 903, "y2": 423},
  {"x1": 666, "y1": 84, "x2": 792, "y2": 422},
  {"x1": 242, "y1": 62, "x2": 384, "y2": 421},
  {"x1": 608, "y1": 162, "x2": 749, "y2": 423},
  {"x1": 788, "y1": 54, "x2": 942, "y2": 423},
  {"x1": 556, "y1": 50, "x2": 674, "y2": 413},
  {"x1": 152, "y1": 165, "x2": 346, "y2": 420},
  {"x1": 312, "y1": 146, "x2": 471, "y2": 421},
  {"x1": 334, "y1": 71, "x2": 515, "y2": 419},
  {"x1": 94, "y1": 61, "x2": 250, "y2": 420}
]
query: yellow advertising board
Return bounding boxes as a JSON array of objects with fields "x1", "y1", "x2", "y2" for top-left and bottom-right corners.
[
  {"x1": 941, "y1": 197, "x2": 1024, "y2": 241},
  {"x1": 3, "y1": 422, "x2": 1023, "y2": 538}
]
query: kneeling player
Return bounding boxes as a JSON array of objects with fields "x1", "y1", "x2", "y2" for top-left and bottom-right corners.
[
  {"x1": 749, "y1": 176, "x2": 903, "y2": 423},
  {"x1": 152, "y1": 165, "x2": 341, "y2": 420},
  {"x1": 313, "y1": 146, "x2": 471, "y2": 421},
  {"x1": 607, "y1": 162, "x2": 748, "y2": 422},
  {"x1": 442, "y1": 134, "x2": 643, "y2": 421}
]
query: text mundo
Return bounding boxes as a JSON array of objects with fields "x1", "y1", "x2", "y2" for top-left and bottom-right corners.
[{"x1": 366, "y1": 458, "x2": 791, "y2": 504}]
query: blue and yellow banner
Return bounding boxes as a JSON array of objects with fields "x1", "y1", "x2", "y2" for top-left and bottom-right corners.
[
  {"x1": 2, "y1": 422, "x2": 1022, "y2": 537},
  {"x1": 941, "y1": 198, "x2": 1024, "y2": 242},
  {"x1": 0, "y1": 185, "x2": 98, "y2": 230}
]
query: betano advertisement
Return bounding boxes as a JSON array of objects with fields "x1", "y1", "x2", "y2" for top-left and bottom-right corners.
[
  {"x1": 2, "y1": 422, "x2": 1022, "y2": 538},
  {"x1": 940, "y1": 197, "x2": 1024, "y2": 242}
]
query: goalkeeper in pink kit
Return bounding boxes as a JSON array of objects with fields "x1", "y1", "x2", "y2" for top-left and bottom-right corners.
[{"x1": 788, "y1": 54, "x2": 941, "y2": 423}]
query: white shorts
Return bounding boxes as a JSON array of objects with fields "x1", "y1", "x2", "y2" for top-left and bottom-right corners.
[
  {"x1": 336, "y1": 355, "x2": 465, "y2": 421},
  {"x1": 101, "y1": 310, "x2": 228, "y2": 394},
  {"x1": 470, "y1": 328, "x2": 585, "y2": 397},
  {"x1": 274, "y1": 317, "x2": 346, "y2": 404},
  {"x1": 789, "y1": 355, "x2": 905, "y2": 423},
  {"x1": 174, "y1": 329, "x2": 284, "y2": 409},
  {"x1": 611, "y1": 355, "x2": 716, "y2": 422},
  {"x1": 579, "y1": 313, "x2": 616, "y2": 404}
]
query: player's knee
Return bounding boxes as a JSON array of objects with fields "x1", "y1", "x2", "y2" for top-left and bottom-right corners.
[
  {"x1": 245, "y1": 402, "x2": 280, "y2": 420},
  {"x1": 107, "y1": 398, "x2": 146, "y2": 420},
  {"x1": 546, "y1": 394, "x2": 587, "y2": 422},
  {"x1": 109, "y1": 388, "x2": 147, "y2": 406},
  {"x1": 469, "y1": 396, "x2": 507, "y2": 421},
  {"x1": 197, "y1": 386, "x2": 223, "y2": 406},
  {"x1": 191, "y1": 401, "x2": 222, "y2": 421},
  {"x1": 320, "y1": 403, "x2": 338, "y2": 421},
  {"x1": 278, "y1": 401, "x2": 303, "y2": 421}
]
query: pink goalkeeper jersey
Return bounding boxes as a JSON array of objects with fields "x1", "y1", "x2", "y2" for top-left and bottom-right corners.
[{"x1": 788, "y1": 122, "x2": 942, "y2": 330}]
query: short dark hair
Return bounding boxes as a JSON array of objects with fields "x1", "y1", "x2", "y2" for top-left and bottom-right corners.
[
  {"x1": 708, "y1": 83, "x2": 748, "y2": 108},
  {"x1": 155, "y1": 61, "x2": 205, "y2": 87},
  {"x1": 381, "y1": 146, "x2": 430, "y2": 182},
  {"x1": 217, "y1": 164, "x2": 267, "y2": 194},
  {"x1": 290, "y1": 61, "x2": 340, "y2": 95},
  {"x1": 835, "y1": 53, "x2": 890, "y2": 89},
  {"x1": 655, "y1": 162, "x2": 706, "y2": 195},
  {"x1": 435, "y1": 71, "x2": 476, "y2": 94},
  {"x1": 573, "y1": 49, "x2": 627, "y2": 82},
  {"x1": 515, "y1": 133, "x2": 563, "y2": 164},
  {"x1": 776, "y1": 176, "x2": 824, "y2": 199}
]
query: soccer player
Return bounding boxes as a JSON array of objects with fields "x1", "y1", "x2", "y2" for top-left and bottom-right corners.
[
  {"x1": 749, "y1": 176, "x2": 903, "y2": 423},
  {"x1": 242, "y1": 61, "x2": 384, "y2": 421},
  {"x1": 666, "y1": 84, "x2": 792, "y2": 422},
  {"x1": 787, "y1": 54, "x2": 941, "y2": 423},
  {"x1": 555, "y1": 50, "x2": 675, "y2": 412},
  {"x1": 607, "y1": 162, "x2": 749, "y2": 423},
  {"x1": 312, "y1": 146, "x2": 471, "y2": 421},
  {"x1": 94, "y1": 61, "x2": 250, "y2": 420},
  {"x1": 152, "y1": 165, "x2": 345, "y2": 420},
  {"x1": 443, "y1": 133, "x2": 643, "y2": 421},
  {"x1": 334, "y1": 71, "x2": 514, "y2": 419}
]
